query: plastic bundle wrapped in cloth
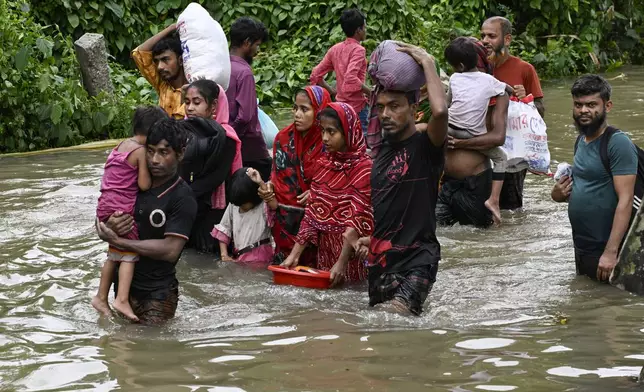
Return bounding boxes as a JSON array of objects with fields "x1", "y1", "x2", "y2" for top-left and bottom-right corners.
[
  {"x1": 553, "y1": 162, "x2": 572, "y2": 181},
  {"x1": 366, "y1": 40, "x2": 426, "y2": 156},
  {"x1": 177, "y1": 3, "x2": 231, "y2": 89}
]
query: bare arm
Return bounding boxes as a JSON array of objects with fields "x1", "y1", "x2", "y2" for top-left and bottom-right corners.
[
  {"x1": 605, "y1": 175, "x2": 635, "y2": 254},
  {"x1": 98, "y1": 218, "x2": 188, "y2": 263},
  {"x1": 361, "y1": 83, "x2": 371, "y2": 96},
  {"x1": 137, "y1": 23, "x2": 176, "y2": 51},
  {"x1": 259, "y1": 182, "x2": 278, "y2": 210},
  {"x1": 448, "y1": 94, "x2": 509, "y2": 150},
  {"x1": 422, "y1": 58, "x2": 448, "y2": 147},
  {"x1": 598, "y1": 174, "x2": 636, "y2": 280},
  {"x1": 534, "y1": 98, "x2": 545, "y2": 118},
  {"x1": 135, "y1": 148, "x2": 152, "y2": 191}
]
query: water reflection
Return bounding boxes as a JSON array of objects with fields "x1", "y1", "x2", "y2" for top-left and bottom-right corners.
[{"x1": 1, "y1": 67, "x2": 644, "y2": 390}]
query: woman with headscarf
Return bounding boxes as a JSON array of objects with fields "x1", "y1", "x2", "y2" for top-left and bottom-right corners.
[
  {"x1": 182, "y1": 79, "x2": 239, "y2": 253},
  {"x1": 281, "y1": 102, "x2": 373, "y2": 285},
  {"x1": 263, "y1": 86, "x2": 331, "y2": 265}
]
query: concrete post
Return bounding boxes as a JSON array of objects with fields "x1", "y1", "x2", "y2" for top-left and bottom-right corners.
[{"x1": 74, "y1": 33, "x2": 113, "y2": 96}]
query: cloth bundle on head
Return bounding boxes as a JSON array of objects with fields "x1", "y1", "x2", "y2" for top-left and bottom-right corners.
[{"x1": 366, "y1": 40, "x2": 426, "y2": 155}]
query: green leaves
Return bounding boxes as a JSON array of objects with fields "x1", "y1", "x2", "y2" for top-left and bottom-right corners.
[
  {"x1": 67, "y1": 14, "x2": 79, "y2": 28},
  {"x1": 36, "y1": 38, "x2": 54, "y2": 58},
  {"x1": 14, "y1": 46, "x2": 30, "y2": 71},
  {"x1": 105, "y1": 2, "x2": 124, "y2": 18}
]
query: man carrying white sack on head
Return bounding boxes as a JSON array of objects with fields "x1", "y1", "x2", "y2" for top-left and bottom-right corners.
[{"x1": 132, "y1": 3, "x2": 230, "y2": 119}]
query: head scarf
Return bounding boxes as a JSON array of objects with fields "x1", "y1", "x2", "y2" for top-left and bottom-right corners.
[
  {"x1": 272, "y1": 85, "x2": 331, "y2": 205},
  {"x1": 303, "y1": 102, "x2": 373, "y2": 237},
  {"x1": 472, "y1": 39, "x2": 494, "y2": 75},
  {"x1": 211, "y1": 84, "x2": 243, "y2": 209}
]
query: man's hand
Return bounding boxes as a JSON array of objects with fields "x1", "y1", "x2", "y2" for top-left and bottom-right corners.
[
  {"x1": 96, "y1": 218, "x2": 120, "y2": 244},
  {"x1": 513, "y1": 85, "x2": 527, "y2": 100},
  {"x1": 297, "y1": 190, "x2": 310, "y2": 206},
  {"x1": 551, "y1": 176, "x2": 573, "y2": 202},
  {"x1": 395, "y1": 42, "x2": 435, "y2": 67},
  {"x1": 329, "y1": 261, "x2": 346, "y2": 287},
  {"x1": 246, "y1": 167, "x2": 263, "y2": 185},
  {"x1": 597, "y1": 250, "x2": 619, "y2": 282},
  {"x1": 105, "y1": 211, "x2": 134, "y2": 236},
  {"x1": 447, "y1": 135, "x2": 466, "y2": 150}
]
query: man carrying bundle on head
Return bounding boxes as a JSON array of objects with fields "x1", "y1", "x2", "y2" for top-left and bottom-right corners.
[{"x1": 357, "y1": 41, "x2": 448, "y2": 316}]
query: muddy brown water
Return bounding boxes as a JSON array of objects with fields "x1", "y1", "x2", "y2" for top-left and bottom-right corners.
[{"x1": 1, "y1": 67, "x2": 644, "y2": 391}]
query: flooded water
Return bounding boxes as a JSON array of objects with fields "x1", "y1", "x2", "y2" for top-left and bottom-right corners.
[{"x1": 2, "y1": 67, "x2": 644, "y2": 391}]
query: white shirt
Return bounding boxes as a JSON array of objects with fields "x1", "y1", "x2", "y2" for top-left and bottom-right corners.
[{"x1": 448, "y1": 72, "x2": 507, "y2": 136}]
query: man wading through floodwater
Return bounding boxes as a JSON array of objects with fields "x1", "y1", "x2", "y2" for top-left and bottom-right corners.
[
  {"x1": 358, "y1": 43, "x2": 448, "y2": 315},
  {"x1": 96, "y1": 119, "x2": 197, "y2": 324},
  {"x1": 552, "y1": 75, "x2": 637, "y2": 282}
]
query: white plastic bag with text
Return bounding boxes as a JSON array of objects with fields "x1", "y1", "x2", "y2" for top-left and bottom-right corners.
[{"x1": 502, "y1": 99, "x2": 550, "y2": 173}]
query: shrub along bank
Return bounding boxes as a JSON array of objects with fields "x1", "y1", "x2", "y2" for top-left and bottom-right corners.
[{"x1": 1, "y1": 0, "x2": 642, "y2": 152}]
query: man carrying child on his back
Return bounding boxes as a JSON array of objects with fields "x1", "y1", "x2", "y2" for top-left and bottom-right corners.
[{"x1": 444, "y1": 37, "x2": 511, "y2": 225}]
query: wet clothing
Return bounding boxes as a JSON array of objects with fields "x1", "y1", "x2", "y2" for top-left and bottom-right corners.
[
  {"x1": 114, "y1": 175, "x2": 197, "y2": 322},
  {"x1": 296, "y1": 102, "x2": 373, "y2": 282},
  {"x1": 436, "y1": 169, "x2": 493, "y2": 228},
  {"x1": 131, "y1": 49, "x2": 184, "y2": 119},
  {"x1": 212, "y1": 202, "x2": 275, "y2": 265},
  {"x1": 97, "y1": 142, "x2": 144, "y2": 261},
  {"x1": 369, "y1": 131, "x2": 444, "y2": 274},
  {"x1": 271, "y1": 86, "x2": 331, "y2": 265},
  {"x1": 127, "y1": 284, "x2": 179, "y2": 325},
  {"x1": 227, "y1": 55, "x2": 269, "y2": 163},
  {"x1": 310, "y1": 37, "x2": 368, "y2": 114},
  {"x1": 574, "y1": 250, "x2": 601, "y2": 281},
  {"x1": 180, "y1": 117, "x2": 236, "y2": 253},
  {"x1": 499, "y1": 169, "x2": 527, "y2": 210},
  {"x1": 569, "y1": 130, "x2": 637, "y2": 257},
  {"x1": 368, "y1": 263, "x2": 438, "y2": 315}
]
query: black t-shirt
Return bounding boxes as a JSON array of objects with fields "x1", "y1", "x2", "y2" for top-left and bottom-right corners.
[
  {"x1": 115, "y1": 175, "x2": 197, "y2": 297},
  {"x1": 369, "y1": 132, "x2": 445, "y2": 273}
]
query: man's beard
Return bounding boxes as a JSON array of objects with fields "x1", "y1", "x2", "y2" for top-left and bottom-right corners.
[{"x1": 574, "y1": 111, "x2": 606, "y2": 136}]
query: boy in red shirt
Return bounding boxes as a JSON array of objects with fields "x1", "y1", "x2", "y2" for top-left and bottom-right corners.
[{"x1": 310, "y1": 9, "x2": 371, "y2": 135}]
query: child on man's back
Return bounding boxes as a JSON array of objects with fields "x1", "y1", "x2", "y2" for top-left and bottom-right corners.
[{"x1": 92, "y1": 106, "x2": 168, "y2": 321}]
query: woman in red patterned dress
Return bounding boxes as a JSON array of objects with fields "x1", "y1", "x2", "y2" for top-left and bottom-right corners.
[{"x1": 282, "y1": 102, "x2": 373, "y2": 285}]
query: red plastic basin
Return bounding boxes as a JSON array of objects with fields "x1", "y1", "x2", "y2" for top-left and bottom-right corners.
[{"x1": 268, "y1": 265, "x2": 331, "y2": 289}]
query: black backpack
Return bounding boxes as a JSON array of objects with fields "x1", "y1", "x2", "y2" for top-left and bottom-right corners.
[{"x1": 574, "y1": 126, "x2": 644, "y2": 222}]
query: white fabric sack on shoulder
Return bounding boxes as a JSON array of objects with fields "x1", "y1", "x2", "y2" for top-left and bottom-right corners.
[
  {"x1": 177, "y1": 3, "x2": 230, "y2": 90},
  {"x1": 503, "y1": 97, "x2": 550, "y2": 173}
]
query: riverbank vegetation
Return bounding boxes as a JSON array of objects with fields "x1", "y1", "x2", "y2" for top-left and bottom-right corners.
[{"x1": 1, "y1": 0, "x2": 643, "y2": 152}]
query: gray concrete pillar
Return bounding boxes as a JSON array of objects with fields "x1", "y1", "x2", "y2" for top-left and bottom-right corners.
[{"x1": 74, "y1": 33, "x2": 113, "y2": 96}]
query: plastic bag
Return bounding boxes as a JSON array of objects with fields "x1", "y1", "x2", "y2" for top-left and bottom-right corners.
[
  {"x1": 177, "y1": 3, "x2": 230, "y2": 89},
  {"x1": 258, "y1": 102, "x2": 279, "y2": 149},
  {"x1": 502, "y1": 96, "x2": 550, "y2": 173},
  {"x1": 553, "y1": 162, "x2": 572, "y2": 181}
]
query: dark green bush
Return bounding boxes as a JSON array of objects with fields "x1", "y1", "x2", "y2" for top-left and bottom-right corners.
[{"x1": 0, "y1": 1, "x2": 154, "y2": 153}]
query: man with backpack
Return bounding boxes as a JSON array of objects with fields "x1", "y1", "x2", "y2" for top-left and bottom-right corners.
[{"x1": 552, "y1": 75, "x2": 638, "y2": 282}]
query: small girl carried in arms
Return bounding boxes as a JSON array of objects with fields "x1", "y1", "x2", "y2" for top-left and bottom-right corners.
[
  {"x1": 93, "y1": 106, "x2": 166, "y2": 321},
  {"x1": 211, "y1": 167, "x2": 277, "y2": 266}
]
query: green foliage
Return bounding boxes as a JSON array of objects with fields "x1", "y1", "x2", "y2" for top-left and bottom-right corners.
[
  {"x1": 27, "y1": 0, "x2": 644, "y2": 106},
  {"x1": 0, "y1": 1, "x2": 153, "y2": 153}
]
